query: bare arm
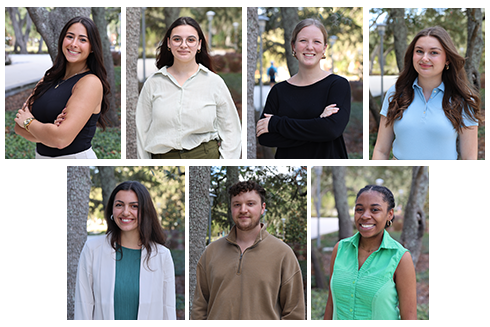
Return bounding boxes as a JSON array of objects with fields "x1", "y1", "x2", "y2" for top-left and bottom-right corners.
[
  {"x1": 394, "y1": 252, "x2": 417, "y2": 320},
  {"x1": 323, "y1": 243, "x2": 339, "y2": 320},
  {"x1": 459, "y1": 125, "x2": 478, "y2": 159},
  {"x1": 372, "y1": 116, "x2": 395, "y2": 159},
  {"x1": 15, "y1": 75, "x2": 102, "y2": 149}
]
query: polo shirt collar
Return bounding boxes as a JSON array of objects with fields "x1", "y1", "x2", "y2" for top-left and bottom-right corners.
[
  {"x1": 412, "y1": 77, "x2": 445, "y2": 92},
  {"x1": 349, "y1": 230, "x2": 398, "y2": 251}
]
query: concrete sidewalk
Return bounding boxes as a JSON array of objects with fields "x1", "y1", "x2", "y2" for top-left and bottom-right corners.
[{"x1": 5, "y1": 54, "x2": 52, "y2": 96}]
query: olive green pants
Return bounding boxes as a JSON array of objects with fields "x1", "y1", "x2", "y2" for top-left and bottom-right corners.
[{"x1": 151, "y1": 140, "x2": 219, "y2": 159}]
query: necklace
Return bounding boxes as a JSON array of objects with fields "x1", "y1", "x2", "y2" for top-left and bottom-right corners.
[{"x1": 55, "y1": 68, "x2": 88, "y2": 89}]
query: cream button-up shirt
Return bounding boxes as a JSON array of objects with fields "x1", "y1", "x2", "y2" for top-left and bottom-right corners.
[{"x1": 136, "y1": 64, "x2": 242, "y2": 159}]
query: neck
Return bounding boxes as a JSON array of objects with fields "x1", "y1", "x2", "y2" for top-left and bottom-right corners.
[
  {"x1": 417, "y1": 75, "x2": 442, "y2": 93},
  {"x1": 359, "y1": 230, "x2": 384, "y2": 252},
  {"x1": 235, "y1": 223, "x2": 262, "y2": 246},
  {"x1": 120, "y1": 230, "x2": 141, "y2": 249},
  {"x1": 64, "y1": 62, "x2": 88, "y2": 79},
  {"x1": 169, "y1": 59, "x2": 199, "y2": 74},
  {"x1": 292, "y1": 65, "x2": 329, "y2": 85}
]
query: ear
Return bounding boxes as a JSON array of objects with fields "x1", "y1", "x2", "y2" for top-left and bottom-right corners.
[
  {"x1": 261, "y1": 202, "x2": 266, "y2": 215},
  {"x1": 387, "y1": 208, "x2": 394, "y2": 222}
]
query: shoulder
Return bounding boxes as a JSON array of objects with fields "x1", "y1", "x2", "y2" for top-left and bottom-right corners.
[
  {"x1": 82, "y1": 235, "x2": 109, "y2": 252},
  {"x1": 263, "y1": 232, "x2": 296, "y2": 257},
  {"x1": 76, "y1": 73, "x2": 102, "y2": 89},
  {"x1": 152, "y1": 243, "x2": 173, "y2": 260}
]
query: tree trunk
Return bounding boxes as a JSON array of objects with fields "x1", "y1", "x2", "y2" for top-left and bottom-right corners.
[
  {"x1": 27, "y1": 7, "x2": 91, "y2": 62},
  {"x1": 389, "y1": 8, "x2": 407, "y2": 72},
  {"x1": 67, "y1": 166, "x2": 91, "y2": 320},
  {"x1": 225, "y1": 166, "x2": 239, "y2": 226},
  {"x1": 247, "y1": 8, "x2": 258, "y2": 159},
  {"x1": 188, "y1": 166, "x2": 211, "y2": 316},
  {"x1": 164, "y1": 7, "x2": 181, "y2": 31},
  {"x1": 281, "y1": 7, "x2": 299, "y2": 77},
  {"x1": 465, "y1": 8, "x2": 483, "y2": 91},
  {"x1": 311, "y1": 247, "x2": 327, "y2": 289},
  {"x1": 8, "y1": 7, "x2": 32, "y2": 54},
  {"x1": 92, "y1": 7, "x2": 119, "y2": 127},
  {"x1": 369, "y1": 90, "x2": 380, "y2": 129},
  {"x1": 97, "y1": 166, "x2": 116, "y2": 210},
  {"x1": 331, "y1": 166, "x2": 353, "y2": 240},
  {"x1": 126, "y1": 7, "x2": 141, "y2": 159},
  {"x1": 401, "y1": 166, "x2": 429, "y2": 267}
]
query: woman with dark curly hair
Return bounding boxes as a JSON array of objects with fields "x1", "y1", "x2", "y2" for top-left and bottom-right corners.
[
  {"x1": 136, "y1": 16, "x2": 241, "y2": 159},
  {"x1": 324, "y1": 185, "x2": 417, "y2": 320},
  {"x1": 74, "y1": 181, "x2": 176, "y2": 320},
  {"x1": 14, "y1": 16, "x2": 111, "y2": 159},
  {"x1": 372, "y1": 26, "x2": 483, "y2": 160}
]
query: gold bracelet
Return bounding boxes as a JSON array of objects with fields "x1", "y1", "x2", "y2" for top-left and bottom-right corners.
[{"x1": 23, "y1": 117, "x2": 36, "y2": 132}]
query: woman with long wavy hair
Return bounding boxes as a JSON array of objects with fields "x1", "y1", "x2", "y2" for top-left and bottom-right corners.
[
  {"x1": 14, "y1": 16, "x2": 111, "y2": 159},
  {"x1": 372, "y1": 26, "x2": 483, "y2": 160},
  {"x1": 136, "y1": 16, "x2": 241, "y2": 159},
  {"x1": 74, "y1": 181, "x2": 176, "y2": 320}
]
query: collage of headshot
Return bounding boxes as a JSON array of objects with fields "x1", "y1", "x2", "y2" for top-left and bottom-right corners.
[{"x1": 3, "y1": 5, "x2": 487, "y2": 325}]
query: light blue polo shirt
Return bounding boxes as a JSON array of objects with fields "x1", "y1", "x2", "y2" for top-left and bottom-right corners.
[{"x1": 380, "y1": 79, "x2": 478, "y2": 160}]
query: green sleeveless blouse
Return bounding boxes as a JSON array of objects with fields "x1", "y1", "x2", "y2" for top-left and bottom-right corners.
[
  {"x1": 114, "y1": 245, "x2": 141, "y2": 320},
  {"x1": 330, "y1": 230, "x2": 408, "y2": 320}
]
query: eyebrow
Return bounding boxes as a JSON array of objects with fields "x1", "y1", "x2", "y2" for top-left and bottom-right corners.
[
  {"x1": 415, "y1": 45, "x2": 442, "y2": 50},
  {"x1": 67, "y1": 31, "x2": 88, "y2": 38},
  {"x1": 115, "y1": 200, "x2": 138, "y2": 204}
]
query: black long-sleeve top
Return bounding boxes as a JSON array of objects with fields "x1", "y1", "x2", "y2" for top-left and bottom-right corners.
[{"x1": 258, "y1": 74, "x2": 351, "y2": 159}]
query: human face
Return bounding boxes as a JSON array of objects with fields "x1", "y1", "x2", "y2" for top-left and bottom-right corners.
[
  {"x1": 231, "y1": 191, "x2": 266, "y2": 232},
  {"x1": 112, "y1": 190, "x2": 139, "y2": 235},
  {"x1": 62, "y1": 23, "x2": 91, "y2": 65},
  {"x1": 412, "y1": 35, "x2": 448, "y2": 82},
  {"x1": 292, "y1": 25, "x2": 327, "y2": 67},
  {"x1": 354, "y1": 191, "x2": 393, "y2": 240},
  {"x1": 168, "y1": 25, "x2": 202, "y2": 64}
]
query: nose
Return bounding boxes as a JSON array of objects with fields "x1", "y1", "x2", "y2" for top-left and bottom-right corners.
[{"x1": 239, "y1": 204, "x2": 248, "y2": 213}]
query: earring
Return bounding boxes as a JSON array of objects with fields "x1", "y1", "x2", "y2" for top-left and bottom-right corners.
[
  {"x1": 292, "y1": 50, "x2": 297, "y2": 58},
  {"x1": 110, "y1": 214, "x2": 114, "y2": 221},
  {"x1": 445, "y1": 64, "x2": 449, "y2": 70},
  {"x1": 321, "y1": 54, "x2": 326, "y2": 59},
  {"x1": 168, "y1": 47, "x2": 171, "y2": 51},
  {"x1": 386, "y1": 219, "x2": 393, "y2": 228},
  {"x1": 197, "y1": 49, "x2": 201, "y2": 53}
]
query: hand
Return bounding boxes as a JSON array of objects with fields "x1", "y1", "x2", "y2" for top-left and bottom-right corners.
[
  {"x1": 54, "y1": 108, "x2": 67, "y2": 126},
  {"x1": 14, "y1": 106, "x2": 34, "y2": 129},
  {"x1": 256, "y1": 113, "x2": 273, "y2": 137},
  {"x1": 320, "y1": 104, "x2": 339, "y2": 118}
]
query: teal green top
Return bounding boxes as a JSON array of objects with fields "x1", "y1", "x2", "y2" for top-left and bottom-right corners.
[
  {"x1": 114, "y1": 245, "x2": 142, "y2": 320},
  {"x1": 330, "y1": 230, "x2": 408, "y2": 320}
]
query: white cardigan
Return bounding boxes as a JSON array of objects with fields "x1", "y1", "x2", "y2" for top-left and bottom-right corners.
[{"x1": 74, "y1": 235, "x2": 176, "y2": 320}]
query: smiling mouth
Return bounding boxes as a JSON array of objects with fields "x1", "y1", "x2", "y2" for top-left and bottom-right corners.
[
  {"x1": 120, "y1": 218, "x2": 135, "y2": 223},
  {"x1": 360, "y1": 224, "x2": 375, "y2": 230},
  {"x1": 67, "y1": 49, "x2": 80, "y2": 55}
]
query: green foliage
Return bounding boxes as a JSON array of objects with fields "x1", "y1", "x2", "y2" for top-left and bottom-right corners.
[
  {"x1": 5, "y1": 111, "x2": 121, "y2": 159},
  {"x1": 171, "y1": 249, "x2": 185, "y2": 276},
  {"x1": 89, "y1": 166, "x2": 185, "y2": 231},
  {"x1": 210, "y1": 166, "x2": 307, "y2": 246},
  {"x1": 311, "y1": 288, "x2": 329, "y2": 320}
]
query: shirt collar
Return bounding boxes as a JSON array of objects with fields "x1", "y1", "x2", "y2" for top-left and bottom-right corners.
[
  {"x1": 412, "y1": 77, "x2": 445, "y2": 92},
  {"x1": 226, "y1": 223, "x2": 269, "y2": 245},
  {"x1": 349, "y1": 230, "x2": 398, "y2": 251},
  {"x1": 156, "y1": 63, "x2": 210, "y2": 76}
]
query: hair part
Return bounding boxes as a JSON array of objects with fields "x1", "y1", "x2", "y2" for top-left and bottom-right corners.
[
  {"x1": 28, "y1": 16, "x2": 111, "y2": 129},
  {"x1": 105, "y1": 181, "x2": 167, "y2": 270},
  {"x1": 228, "y1": 180, "x2": 266, "y2": 205},
  {"x1": 385, "y1": 26, "x2": 483, "y2": 131},
  {"x1": 155, "y1": 16, "x2": 215, "y2": 72}
]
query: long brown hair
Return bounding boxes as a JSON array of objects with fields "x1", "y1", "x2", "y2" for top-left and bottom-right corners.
[
  {"x1": 28, "y1": 16, "x2": 110, "y2": 129},
  {"x1": 155, "y1": 16, "x2": 214, "y2": 72},
  {"x1": 385, "y1": 26, "x2": 482, "y2": 132},
  {"x1": 105, "y1": 181, "x2": 167, "y2": 270}
]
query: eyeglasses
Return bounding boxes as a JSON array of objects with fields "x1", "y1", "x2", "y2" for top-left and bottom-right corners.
[{"x1": 170, "y1": 36, "x2": 199, "y2": 48}]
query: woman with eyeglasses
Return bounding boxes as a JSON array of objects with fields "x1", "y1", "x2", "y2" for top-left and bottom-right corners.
[{"x1": 136, "y1": 16, "x2": 242, "y2": 159}]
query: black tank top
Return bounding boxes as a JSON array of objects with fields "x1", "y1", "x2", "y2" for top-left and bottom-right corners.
[{"x1": 31, "y1": 71, "x2": 100, "y2": 157}]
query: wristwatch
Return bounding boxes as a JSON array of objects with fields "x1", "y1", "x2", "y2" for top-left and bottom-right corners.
[{"x1": 23, "y1": 117, "x2": 36, "y2": 131}]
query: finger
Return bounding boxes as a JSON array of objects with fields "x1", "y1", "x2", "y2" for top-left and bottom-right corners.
[{"x1": 264, "y1": 114, "x2": 273, "y2": 117}]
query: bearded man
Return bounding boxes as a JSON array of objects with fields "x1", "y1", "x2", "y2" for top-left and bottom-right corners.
[{"x1": 191, "y1": 180, "x2": 305, "y2": 320}]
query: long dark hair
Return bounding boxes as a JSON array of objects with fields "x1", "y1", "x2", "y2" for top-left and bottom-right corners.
[
  {"x1": 155, "y1": 16, "x2": 214, "y2": 72},
  {"x1": 28, "y1": 16, "x2": 111, "y2": 129},
  {"x1": 105, "y1": 181, "x2": 167, "y2": 269},
  {"x1": 385, "y1": 26, "x2": 483, "y2": 132}
]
